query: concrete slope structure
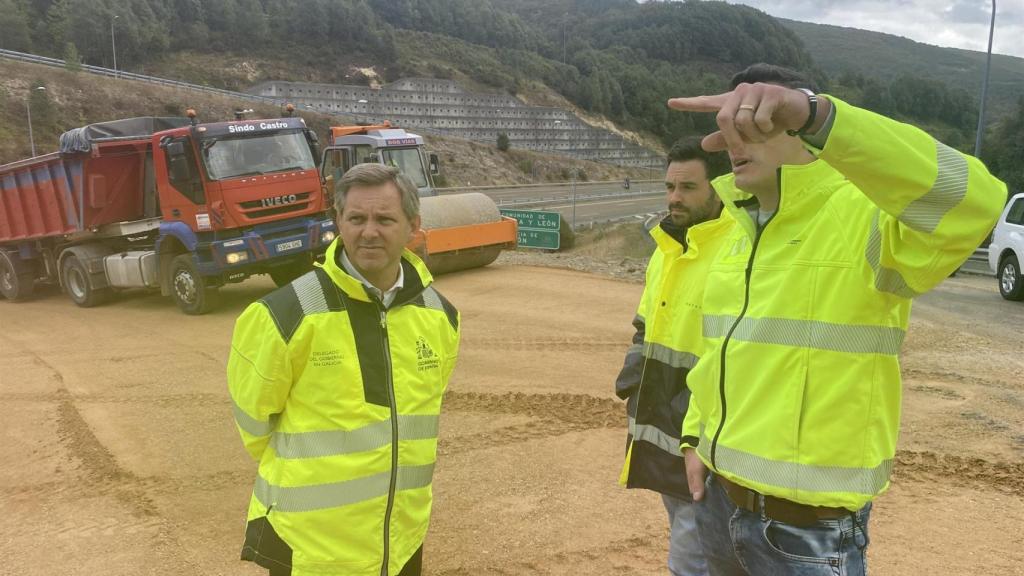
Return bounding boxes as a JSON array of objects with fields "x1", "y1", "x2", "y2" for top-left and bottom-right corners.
[{"x1": 248, "y1": 78, "x2": 662, "y2": 168}]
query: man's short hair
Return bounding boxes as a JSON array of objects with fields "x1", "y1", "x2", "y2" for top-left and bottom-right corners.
[
  {"x1": 666, "y1": 136, "x2": 729, "y2": 180},
  {"x1": 334, "y1": 163, "x2": 420, "y2": 221},
  {"x1": 730, "y1": 63, "x2": 820, "y2": 93}
]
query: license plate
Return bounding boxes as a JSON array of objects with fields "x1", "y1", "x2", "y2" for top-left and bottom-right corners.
[{"x1": 276, "y1": 239, "x2": 303, "y2": 252}]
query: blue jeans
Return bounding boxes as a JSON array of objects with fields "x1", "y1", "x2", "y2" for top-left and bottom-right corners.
[
  {"x1": 662, "y1": 493, "x2": 708, "y2": 575},
  {"x1": 696, "y1": 475, "x2": 871, "y2": 576}
]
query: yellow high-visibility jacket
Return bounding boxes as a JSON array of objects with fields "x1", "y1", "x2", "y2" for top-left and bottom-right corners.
[
  {"x1": 682, "y1": 97, "x2": 1006, "y2": 511},
  {"x1": 616, "y1": 212, "x2": 734, "y2": 498},
  {"x1": 228, "y1": 240, "x2": 460, "y2": 576}
]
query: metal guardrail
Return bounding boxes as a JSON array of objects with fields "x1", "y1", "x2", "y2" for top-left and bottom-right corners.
[
  {"x1": 1, "y1": 48, "x2": 292, "y2": 107},
  {"x1": 492, "y1": 189, "x2": 663, "y2": 209},
  {"x1": 435, "y1": 179, "x2": 659, "y2": 194}
]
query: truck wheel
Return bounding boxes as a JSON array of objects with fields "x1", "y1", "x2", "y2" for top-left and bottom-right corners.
[
  {"x1": 998, "y1": 254, "x2": 1024, "y2": 301},
  {"x1": 170, "y1": 254, "x2": 219, "y2": 314},
  {"x1": 0, "y1": 251, "x2": 35, "y2": 301},
  {"x1": 61, "y1": 255, "x2": 110, "y2": 307},
  {"x1": 269, "y1": 260, "x2": 312, "y2": 287}
]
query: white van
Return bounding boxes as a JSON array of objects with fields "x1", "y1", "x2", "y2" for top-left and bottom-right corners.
[{"x1": 988, "y1": 192, "x2": 1024, "y2": 301}]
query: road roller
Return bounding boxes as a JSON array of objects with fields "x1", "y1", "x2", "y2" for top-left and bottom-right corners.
[{"x1": 320, "y1": 122, "x2": 517, "y2": 274}]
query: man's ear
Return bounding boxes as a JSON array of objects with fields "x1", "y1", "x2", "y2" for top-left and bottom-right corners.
[{"x1": 410, "y1": 215, "x2": 422, "y2": 235}]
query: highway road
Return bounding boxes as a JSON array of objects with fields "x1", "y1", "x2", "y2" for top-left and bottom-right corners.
[
  {"x1": 442, "y1": 180, "x2": 667, "y2": 227},
  {"x1": 533, "y1": 193, "x2": 666, "y2": 228}
]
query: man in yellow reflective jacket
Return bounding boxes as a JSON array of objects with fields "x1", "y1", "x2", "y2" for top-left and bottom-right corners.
[
  {"x1": 228, "y1": 164, "x2": 460, "y2": 576},
  {"x1": 615, "y1": 137, "x2": 731, "y2": 576},
  {"x1": 670, "y1": 64, "x2": 1006, "y2": 575}
]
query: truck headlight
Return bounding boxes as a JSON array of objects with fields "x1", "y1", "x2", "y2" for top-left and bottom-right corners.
[
  {"x1": 321, "y1": 230, "x2": 336, "y2": 243},
  {"x1": 226, "y1": 251, "x2": 249, "y2": 264}
]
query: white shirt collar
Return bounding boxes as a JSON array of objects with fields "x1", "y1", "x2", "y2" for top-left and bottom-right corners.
[{"x1": 339, "y1": 248, "x2": 404, "y2": 308}]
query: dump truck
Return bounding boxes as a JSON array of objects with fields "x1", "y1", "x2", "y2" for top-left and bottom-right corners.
[
  {"x1": 0, "y1": 113, "x2": 335, "y2": 314},
  {"x1": 320, "y1": 123, "x2": 517, "y2": 274}
]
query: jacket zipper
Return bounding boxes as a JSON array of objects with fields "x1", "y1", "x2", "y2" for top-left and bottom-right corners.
[
  {"x1": 709, "y1": 173, "x2": 781, "y2": 469},
  {"x1": 379, "y1": 305, "x2": 399, "y2": 576}
]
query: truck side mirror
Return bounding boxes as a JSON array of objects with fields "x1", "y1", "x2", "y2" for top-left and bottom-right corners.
[
  {"x1": 305, "y1": 129, "x2": 320, "y2": 166},
  {"x1": 429, "y1": 153, "x2": 440, "y2": 176}
]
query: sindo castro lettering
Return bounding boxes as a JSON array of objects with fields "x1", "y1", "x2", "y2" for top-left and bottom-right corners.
[{"x1": 228, "y1": 121, "x2": 291, "y2": 134}]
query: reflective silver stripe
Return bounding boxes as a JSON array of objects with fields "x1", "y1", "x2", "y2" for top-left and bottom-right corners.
[
  {"x1": 700, "y1": 432, "x2": 891, "y2": 495},
  {"x1": 703, "y1": 314, "x2": 905, "y2": 355},
  {"x1": 271, "y1": 414, "x2": 439, "y2": 459},
  {"x1": 644, "y1": 342, "x2": 699, "y2": 369},
  {"x1": 628, "y1": 417, "x2": 682, "y2": 457},
  {"x1": 292, "y1": 271, "x2": 329, "y2": 315},
  {"x1": 421, "y1": 287, "x2": 444, "y2": 312},
  {"x1": 865, "y1": 210, "x2": 921, "y2": 299},
  {"x1": 396, "y1": 461, "x2": 435, "y2": 492},
  {"x1": 233, "y1": 399, "x2": 273, "y2": 437},
  {"x1": 254, "y1": 463, "x2": 435, "y2": 513},
  {"x1": 898, "y1": 140, "x2": 969, "y2": 233}
]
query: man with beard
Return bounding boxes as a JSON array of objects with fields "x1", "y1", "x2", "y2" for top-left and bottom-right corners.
[{"x1": 615, "y1": 137, "x2": 733, "y2": 576}]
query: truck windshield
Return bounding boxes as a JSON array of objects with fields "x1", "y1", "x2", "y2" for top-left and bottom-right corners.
[
  {"x1": 201, "y1": 131, "x2": 314, "y2": 180},
  {"x1": 381, "y1": 148, "x2": 429, "y2": 188}
]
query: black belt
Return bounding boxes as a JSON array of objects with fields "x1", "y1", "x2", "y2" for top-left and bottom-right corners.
[{"x1": 717, "y1": 475, "x2": 849, "y2": 527}]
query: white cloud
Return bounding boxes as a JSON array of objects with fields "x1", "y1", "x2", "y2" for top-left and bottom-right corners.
[{"x1": 724, "y1": 0, "x2": 1023, "y2": 58}]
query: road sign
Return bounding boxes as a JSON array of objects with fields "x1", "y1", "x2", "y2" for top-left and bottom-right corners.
[
  {"x1": 501, "y1": 209, "x2": 561, "y2": 250},
  {"x1": 500, "y1": 209, "x2": 561, "y2": 230},
  {"x1": 517, "y1": 228, "x2": 560, "y2": 249}
]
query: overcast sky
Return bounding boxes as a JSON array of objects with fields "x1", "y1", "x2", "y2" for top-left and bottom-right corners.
[{"x1": 725, "y1": 1, "x2": 1023, "y2": 59}]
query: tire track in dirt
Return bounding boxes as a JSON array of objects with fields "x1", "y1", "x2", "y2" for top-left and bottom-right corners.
[
  {"x1": 0, "y1": 391, "x2": 227, "y2": 407},
  {"x1": 439, "y1": 391, "x2": 624, "y2": 455},
  {"x1": 466, "y1": 337, "x2": 627, "y2": 352},
  {"x1": 442, "y1": 391, "x2": 1023, "y2": 496},
  {"x1": 893, "y1": 450, "x2": 1024, "y2": 495},
  {"x1": 902, "y1": 367, "x2": 1020, "y2": 392},
  {"x1": 443, "y1": 391, "x2": 622, "y2": 427},
  {"x1": 1, "y1": 336, "x2": 202, "y2": 571}
]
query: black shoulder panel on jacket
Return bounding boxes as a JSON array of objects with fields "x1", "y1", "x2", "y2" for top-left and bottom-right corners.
[
  {"x1": 259, "y1": 269, "x2": 344, "y2": 344},
  {"x1": 415, "y1": 286, "x2": 459, "y2": 331}
]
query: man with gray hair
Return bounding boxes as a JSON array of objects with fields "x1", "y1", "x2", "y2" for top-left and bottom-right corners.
[{"x1": 228, "y1": 163, "x2": 461, "y2": 576}]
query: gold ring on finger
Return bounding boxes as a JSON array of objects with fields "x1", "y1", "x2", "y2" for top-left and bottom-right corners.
[{"x1": 738, "y1": 104, "x2": 756, "y2": 112}]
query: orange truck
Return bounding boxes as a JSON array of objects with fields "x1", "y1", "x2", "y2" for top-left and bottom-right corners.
[{"x1": 320, "y1": 123, "x2": 517, "y2": 274}]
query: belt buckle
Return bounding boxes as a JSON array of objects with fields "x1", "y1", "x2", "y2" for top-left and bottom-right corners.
[{"x1": 745, "y1": 490, "x2": 757, "y2": 512}]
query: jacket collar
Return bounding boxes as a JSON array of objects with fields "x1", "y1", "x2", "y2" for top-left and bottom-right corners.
[
  {"x1": 712, "y1": 159, "x2": 845, "y2": 239},
  {"x1": 317, "y1": 239, "x2": 434, "y2": 305},
  {"x1": 651, "y1": 208, "x2": 734, "y2": 258}
]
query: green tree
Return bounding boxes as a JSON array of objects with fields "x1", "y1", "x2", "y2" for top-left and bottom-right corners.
[
  {"x1": 64, "y1": 42, "x2": 82, "y2": 71},
  {"x1": 983, "y1": 97, "x2": 1024, "y2": 193},
  {"x1": 496, "y1": 132, "x2": 510, "y2": 152},
  {"x1": 0, "y1": 0, "x2": 34, "y2": 51}
]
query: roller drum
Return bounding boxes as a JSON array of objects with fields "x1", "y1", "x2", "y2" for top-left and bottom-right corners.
[{"x1": 417, "y1": 192, "x2": 506, "y2": 275}]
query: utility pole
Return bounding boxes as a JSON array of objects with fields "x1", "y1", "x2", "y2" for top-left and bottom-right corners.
[
  {"x1": 111, "y1": 15, "x2": 119, "y2": 78},
  {"x1": 25, "y1": 86, "x2": 46, "y2": 157},
  {"x1": 974, "y1": 0, "x2": 996, "y2": 157},
  {"x1": 570, "y1": 168, "x2": 577, "y2": 230}
]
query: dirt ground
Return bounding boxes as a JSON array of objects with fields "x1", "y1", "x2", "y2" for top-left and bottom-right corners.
[{"x1": 1, "y1": 265, "x2": 1022, "y2": 575}]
